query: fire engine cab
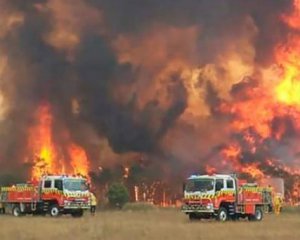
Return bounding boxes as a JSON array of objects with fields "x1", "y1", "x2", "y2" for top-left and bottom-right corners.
[
  {"x1": 181, "y1": 174, "x2": 272, "y2": 221},
  {"x1": 0, "y1": 175, "x2": 91, "y2": 217}
]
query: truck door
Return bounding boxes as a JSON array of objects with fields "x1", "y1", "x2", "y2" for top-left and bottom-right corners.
[
  {"x1": 225, "y1": 178, "x2": 235, "y2": 202},
  {"x1": 215, "y1": 179, "x2": 224, "y2": 207},
  {"x1": 41, "y1": 179, "x2": 53, "y2": 200},
  {"x1": 215, "y1": 179, "x2": 224, "y2": 192}
]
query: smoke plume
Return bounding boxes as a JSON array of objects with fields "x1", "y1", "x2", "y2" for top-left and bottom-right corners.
[{"x1": 1, "y1": 0, "x2": 300, "y2": 196}]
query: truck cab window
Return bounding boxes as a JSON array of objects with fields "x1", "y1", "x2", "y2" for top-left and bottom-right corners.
[
  {"x1": 54, "y1": 180, "x2": 63, "y2": 191},
  {"x1": 44, "y1": 180, "x2": 52, "y2": 188},
  {"x1": 226, "y1": 179, "x2": 234, "y2": 189},
  {"x1": 215, "y1": 179, "x2": 224, "y2": 191}
]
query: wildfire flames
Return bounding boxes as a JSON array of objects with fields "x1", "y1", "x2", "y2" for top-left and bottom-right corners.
[
  {"x1": 28, "y1": 103, "x2": 89, "y2": 179},
  {"x1": 212, "y1": 0, "x2": 300, "y2": 180},
  {"x1": 2, "y1": 0, "x2": 300, "y2": 201}
]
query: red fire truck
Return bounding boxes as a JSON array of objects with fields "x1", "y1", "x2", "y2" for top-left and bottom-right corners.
[
  {"x1": 0, "y1": 175, "x2": 91, "y2": 217},
  {"x1": 181, "y1": 174, "x2": 272, "y2": 221}
]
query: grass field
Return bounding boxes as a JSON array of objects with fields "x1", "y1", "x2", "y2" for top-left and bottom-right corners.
[{"x1": 0, "y1": 208, "x2": 299, "y2": 240}]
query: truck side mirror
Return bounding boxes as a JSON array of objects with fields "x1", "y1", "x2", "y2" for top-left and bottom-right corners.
[{"x1": 182, "y1": 183, "x2": 186, "y2": 192}]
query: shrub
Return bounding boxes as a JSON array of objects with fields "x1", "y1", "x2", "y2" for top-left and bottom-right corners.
[{"x1": 107, "y1": 183, "x2": 129, "y2": 209}]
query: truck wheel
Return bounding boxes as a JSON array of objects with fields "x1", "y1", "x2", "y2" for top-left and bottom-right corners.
[
  {"x1": 249, "y1": 208, "x2": 263, "y2": 221},
  {"x1": 217, "y1": 207, "x2": 228, "y2": 222},
  {"x1": 71, "y1": 210, "x2": 84, "y2": 218},
  {"x1": 12, "y1": 205, "x2": 22, "y2": 217},
  {"x1": 49, "y1": 205, "x2": 60, "y2": 217}
]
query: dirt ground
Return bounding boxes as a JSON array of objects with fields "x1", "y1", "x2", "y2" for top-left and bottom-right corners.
[{"x1": 0, "y1": 209, "x2": 299, "y2": 240}]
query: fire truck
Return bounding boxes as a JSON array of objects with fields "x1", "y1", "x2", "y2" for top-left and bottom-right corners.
[
  {"x1": 181, "y1": 174, "x2": 272, "y2": 221},
  {"x1": 0, "y1": 175, "x2": 91, "y2": 217}
]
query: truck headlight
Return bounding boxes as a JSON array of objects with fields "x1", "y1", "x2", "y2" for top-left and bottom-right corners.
[
  {"x1": 206, "y1": 203, "x2": 213, "y2": 210},
  {"x1": 64, "y1": 200, "x2": 71, "y2": 206}
]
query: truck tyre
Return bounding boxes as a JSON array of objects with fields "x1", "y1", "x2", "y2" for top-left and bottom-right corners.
[
  {"x1": 49, "y1": 205, "x2": 60, "y2": 217},
  {"x1": 12, "y1": 205, "x2": 22, "y2": 217},
  {"x1": 249, "y1": 208, "x2": 263, "y2": 221},
  {"x1": 217, "y1": 207, "x2": 228, "y2": 222},
  {"x1": 71, "y1": 210, "x2": 84, "y2": 218}
]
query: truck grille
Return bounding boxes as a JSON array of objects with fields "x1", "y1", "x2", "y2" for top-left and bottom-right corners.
[
  {"x1": 181, "y1": 204, "x2": 208, "y2": 211},
  {"x1": 64, "y1": 201, "x2": 90, "y2": 209}
]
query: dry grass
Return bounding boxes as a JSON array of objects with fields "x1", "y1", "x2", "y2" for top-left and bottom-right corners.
[{"x1": 0, "y1": 208, "x2": 299, "y2": 240}]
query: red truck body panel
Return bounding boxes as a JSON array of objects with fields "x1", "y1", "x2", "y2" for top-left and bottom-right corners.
[{"x1": 1, "y1": 185, "x2": 38, "y2": 203}]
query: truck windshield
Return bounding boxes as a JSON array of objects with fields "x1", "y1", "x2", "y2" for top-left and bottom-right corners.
[
  {"x1": 185, "y1": 179, "x2": 214, "y2": 192},
  {"x1": 63, "y1": 179, "x2": 88, "y2": 191}
]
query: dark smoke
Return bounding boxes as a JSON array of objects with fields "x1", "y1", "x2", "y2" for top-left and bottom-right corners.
[
  {"x1": 0, "y1": 0, "x2": 298, "y2": 195},
  {"x1": 75, "y1": 36, "x2": 187, "y2": 152}
]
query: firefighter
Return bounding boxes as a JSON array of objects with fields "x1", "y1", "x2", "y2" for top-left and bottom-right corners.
[
  {"x1": 274, "y1": 194, "x2": 282, "y2": 215},
  {"x1": 90, "y1": 192, "x2": 97, "y2": 216}
]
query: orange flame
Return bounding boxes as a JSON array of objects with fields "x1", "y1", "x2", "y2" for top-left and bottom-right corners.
[
  {"x1": 241, "y1": 164, "x2": 264, "y2": 179},
  {"x1": 28, "y1": 103, "x2": 89, "y2": 179},
  {"x1": 205, "y1": 165, "x2": 217, "y2": 175},
  {"x1": 215, "y1": 1, "x2": 300, "y2": 180},
  {"x1": 68, "y1": 143, "x2": 89, "y2": 176},
  {"x1": 218, "y1": 144, "x2": 264, "y2": 179},
  {"x1": 275, "y1": 40, "x2": 300, "y2": 105},
  {"x1": 276, "y1": 0, "x2": 300, "y2": 106},
  {"x1": 28, "y1": 103, "x2": 58, "y2": 179}
]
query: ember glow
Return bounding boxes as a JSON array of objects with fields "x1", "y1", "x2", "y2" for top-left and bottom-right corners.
[{"x1": 2, "y1": 0, "x2": 300, "y2": 200}]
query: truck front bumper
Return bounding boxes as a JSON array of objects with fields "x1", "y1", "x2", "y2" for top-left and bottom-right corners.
[
  {"x1": 63, "y1": 202, "x2": 90, "y2": 209},
  {"x1": 181, "y1": 204, "x2": 214, "y2": 213}
]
